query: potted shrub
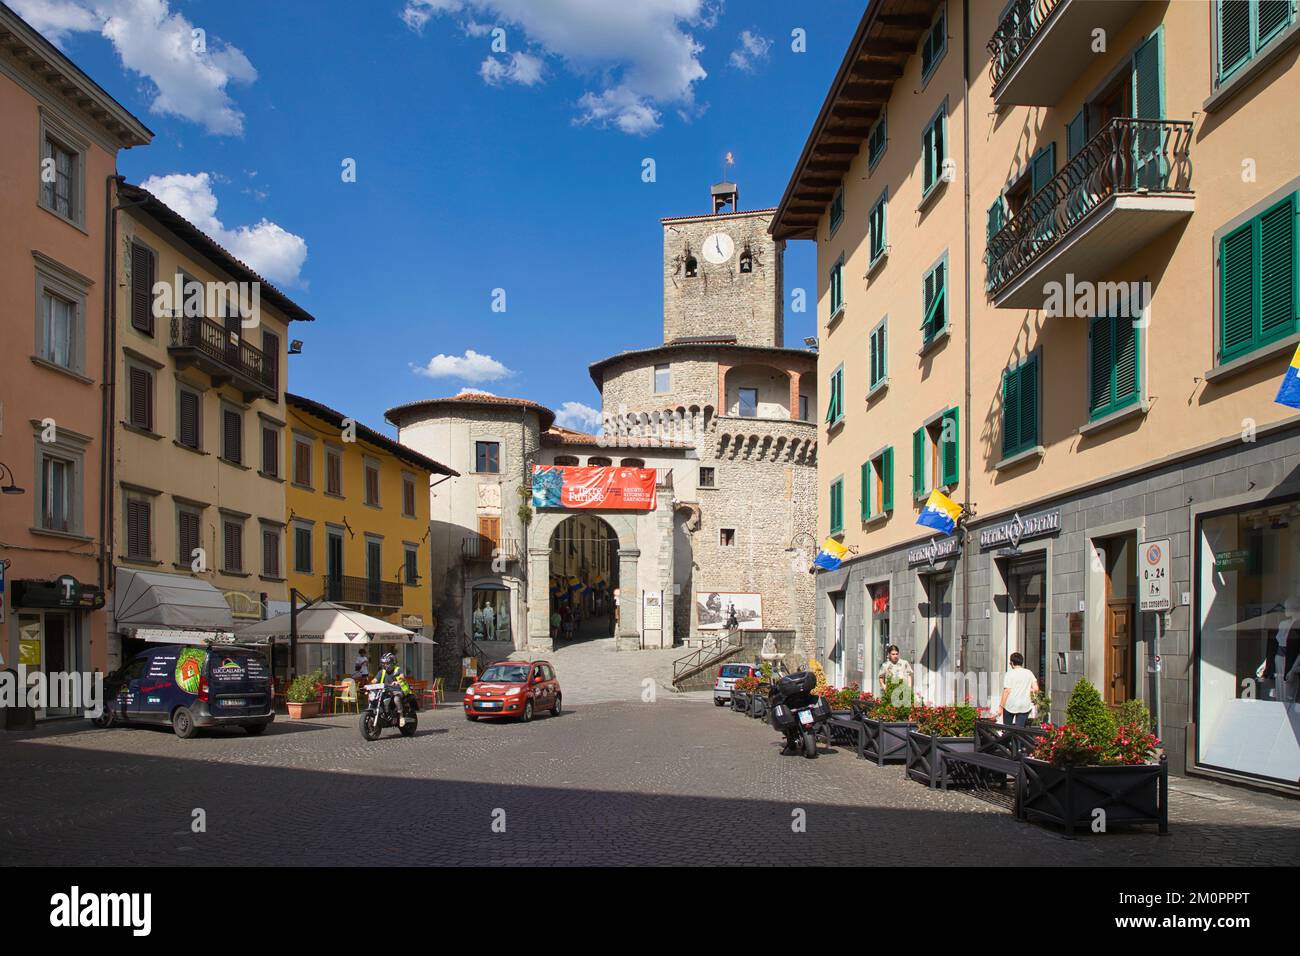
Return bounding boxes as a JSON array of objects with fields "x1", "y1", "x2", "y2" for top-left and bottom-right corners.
[
  {"x1": 286, "y1": 670, "x2": 324, "y2": 719},
  {"x1": 749, "y1": 663, "x2": 773, "y2": 718},
  {"x1": 859, "y1": 677, "x2": 918, "y2": 766},
  {"x1": 731, "y1": 674, "x2": 758, "y2": 713},
  {"x1": 1020, "y1": 679, "x2": 1167, "y2": 836},
  {"x1": 906, "y1": 702, "x2": 981, "y2": 788}
]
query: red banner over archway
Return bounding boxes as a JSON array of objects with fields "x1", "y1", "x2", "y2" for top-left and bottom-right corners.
[{"x1": 531, "y1": 465, "x2": 657, "y2": 510}]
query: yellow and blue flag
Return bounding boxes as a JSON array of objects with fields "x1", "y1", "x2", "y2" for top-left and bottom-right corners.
[
  {"x1": 917, "y1": 489, "x2": 963, "y2": 536},
  {"x1": 1276, "y1": 344, "x2": 1300, "y2": 409},
  {"x1": 813, "y1": 537, "x2": 850, "y2": 571}
]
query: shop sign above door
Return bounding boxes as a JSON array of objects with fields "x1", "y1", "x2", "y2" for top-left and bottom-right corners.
[
  {"x1": 978, "y1": 510, "x2": 1061, "y2": 550},
  {"x1": 908, "y1": 535, "x2": 961, "y2": 568},
  {"x1": 11, "y1": 574, "x2": 106, "y2": 610}
]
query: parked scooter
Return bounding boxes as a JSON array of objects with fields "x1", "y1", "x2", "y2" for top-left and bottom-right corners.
[
  {"x1": 360, "y1": 681, "x2": 418, "y2": 740},
  {"x1": 767, "y1": 665, "x2": 831, "y2": 759}
]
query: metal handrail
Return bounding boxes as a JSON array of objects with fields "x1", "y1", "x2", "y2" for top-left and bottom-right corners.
[
  {"x1": 985, "y1": 117, "x2": 1193, "y2": 295},
  {"x1": 320, "y1": 574, "x2": 404, "y2": 609},
  {"x1": 461, "y1": 535, "x2": 519, "y2": 561},
  {"x1": 672, "y1": 628, "x2": 743, "y2": 683},
  {"x1": 169, "y1": 315, "x2": 276, "y2": 389},
  {"x1": 987, "y1": 0, "x2": 1063, "y2": 89}
]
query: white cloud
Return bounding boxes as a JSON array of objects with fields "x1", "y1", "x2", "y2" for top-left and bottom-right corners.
[
  {"x1": 479, "y1": 51, "x2": 545, "y2": 86},
  {"x1": 138, "y1": 172, "x2": 308, "y2": 286},
  {"x1": 412, "y1": 350, "x2": 514, "y2": 383},
  {"x1": 401, "y1": 0, "x2": 715, "y2": 135},
  {"x1": 554, "y1": 401, "x2": 602, "y2": 434},
  {"x1": 457, "y1": 387, "x2": 497, "y2": 396},
  {"x1": 728, "y1": 30, "x2": 771, "y2": 72},
  {"x1": 10, "y1": 0, "x2": 256, "y2": 135}
]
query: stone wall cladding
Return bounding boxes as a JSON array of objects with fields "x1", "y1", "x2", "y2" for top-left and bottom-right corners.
[
  {"x1": 662, "y1": 210, "x2": 783, "y2": 347},
  {"x1": 813, "y1": 423, "x2": 1300, "y2": 781}
]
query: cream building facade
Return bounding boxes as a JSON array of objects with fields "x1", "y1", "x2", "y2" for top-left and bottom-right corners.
[{"x1": 774, "y1": 0, "x2": 1300, "y2": 789}]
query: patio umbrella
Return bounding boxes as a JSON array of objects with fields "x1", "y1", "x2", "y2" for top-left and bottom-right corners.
[{"x1": 235, "y1": 601, "x2": 432, "y2": 644}]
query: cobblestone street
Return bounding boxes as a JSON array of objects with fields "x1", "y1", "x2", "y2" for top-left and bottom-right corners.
[{"x1": 2, "y1": 691, "x2": 1296, "y2": 867}]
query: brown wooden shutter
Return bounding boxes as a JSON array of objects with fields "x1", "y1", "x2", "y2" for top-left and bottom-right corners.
[
  {"x1": 224, "y1": 521, "x2": 242, "y2": 571},
  {"x1": 127, "y1": 499, "x2": 150, "y2": 558},
  {"x1": 179, "y1": 510, "x2": 199, "y2": 563},
  {"x1": 178, "y1": 390, "x2": 199, "y2": 448},
  {"x1": 263, "y1": 528, "x2": 279, "y2": 577},
  {"x1": 262, "y1": 427, "x2": 278, "y2": 476},
  {"x1": 129, "y1": 367, "x2": 152, "y2": 430},
  {"x1": 366, "y1": 465, "x2": 379, "y2": 504},
  {"x1": 223, "y1": 410, "x2": 242, "y2": 463},
  {"x1": 294, "y1": 441, "x2": 310, "y2": 485},
  {"x1": 327, "y1": 452, "x2": 341, "y2": 495},
  {"x1": 130, "y1": 243, "x2": 155, "y2": 335},
  {"x1": 261, "y1": 330, "x2": 280, "y2": 391},
  {"x1": 403, "y1": 477, "x2": 415, "y2": 515}
]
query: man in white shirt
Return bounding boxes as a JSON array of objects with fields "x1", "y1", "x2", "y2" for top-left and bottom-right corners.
[
  {"x1": 997, "y1": 652, "x2": 1040, "y2": 727},
  {"x1": 877, "y1": 645, "x2": 914, "y2": 695}
]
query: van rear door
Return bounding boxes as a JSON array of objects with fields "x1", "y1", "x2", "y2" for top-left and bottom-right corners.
[{"x1": 206, "y1": 649, "x2": 272, "y2": 718}]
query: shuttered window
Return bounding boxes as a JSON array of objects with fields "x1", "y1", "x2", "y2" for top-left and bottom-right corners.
[
  {"x1": 869, "y1": 320, "x2": 888, "y2": 391},
  {"x1": 125, "y1": 497, "x2": 151, "y2": 559},
  {"x1": 261, "y1": 330, "x2": 280, "y2": 391},
  {"x1": 922, "y1": 106, "x2": 946, "y2": 196},
  {"x1": 940, "y1": 407, "x2": 960, "y2": 488},
  {"x1": 1089, "y1": 314, "x2": 1141, "y2": 419},
  {"x1": 178, "y1": 388, "x2": 200, "y2": 449},
  {"x1": 130, "y1": 243, "x2": 155, "y2": 335},
  {"x1": 1066, "y1": 109, "x2": 1088, "y2": 159},
  {"x1": 829, "y1": 477, "x2": 844, "y2": 535},
  {"x1": 365, "y1": 463, "x2": 380, "y2": 506},
  {"x1": 912, "y1": 427, "x2": 926, "y2": 499},
  {"x1": 404, "y1": 546, "x2": 419, "y2": 586},
  {"x1": 326, "y1": 448, "x2": 343, "y2": 495},
  {"x1": 920, "y1": 3, "x2": 947, "y2": 82},
  {"x1": 294, "y1": 526, "x2": 312, "y2": 573},
  {"x1": 262, "y1": 527, "x2": 280, "y2": 578},
  {"x1": 128, "y1": 366, "x2": 153, "y2": 431},
  {"x1": 861, "y1": 448, "x2": 895, "y2": 520},
  {"x1": 1002, "y1": 355, "x2": 1040, "y2": 458},
  {"x1": 262, "y1": 426, "x2": 279, "y2": 477},
  {"x1": 1218, "y1": 0, "x2": 1296, "y2": 83},
  {"x1": 867, "y1": 110, "x2": 887, "y2": 171},
  {"x1": 222, "y1": 408, "x2": 242, "y2": 464},
  {"x1": 869, "y1": 192, "x2": 887, "y2": 264},
  {"x1": 1219, "y1": 193, "x2": 1299, "y2": 363},
  {"x1": 1030, "y1": 144, "x2": 1055, "y2": 197},
  {"x1": 403, "y1": 476, "x2": 417, "y2": 516},
  {"x1": 223, "y1": 520, "x2": 243, "y2": 573},
  {"x1": 178, "y1": 509, "x2": 201, "y2": 565},
  {"x1": 829, "y1": 187, "x2": 845, "y2": 236},
  {"x1": 829, "y1": 257, "x2": 845, "y2": 316},
  {"x1": 293, "y1": 438, "x2": 311, "y2": 486},
  {"x1": 922, "y1": 258, "x2": 947, "y2": 344},
  {"x1": 825, "y1": 366, "x2": 844, "y2": 425}
]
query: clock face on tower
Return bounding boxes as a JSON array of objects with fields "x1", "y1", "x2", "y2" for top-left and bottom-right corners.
[{"x1": 701, "y1": 232, "x2": 734, "y2": 264}]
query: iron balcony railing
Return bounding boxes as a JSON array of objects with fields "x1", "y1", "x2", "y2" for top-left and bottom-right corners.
[
  {"x1": 461, "y1": 535, "x2": 519, "y2": 562},
  {"x1": 985, "y1": 117, "x2": 1193, "y2": 296},
  {"x1": 672, "y1": 628, "x2": 743, "y2": 685},
  {"x1": 988, "y1": 0, "x2": 1063, "y2": 90},
  {"x1": 169, "y1": 315, "x2": 277, "y2": 397},
  {"x1": 321, "y1": 574, "x2": 404, "y2": 609}
]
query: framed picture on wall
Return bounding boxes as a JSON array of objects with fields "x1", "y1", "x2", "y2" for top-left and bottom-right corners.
[{"x1": 696, "y1": 591, "x2": 763, "y2": 630}]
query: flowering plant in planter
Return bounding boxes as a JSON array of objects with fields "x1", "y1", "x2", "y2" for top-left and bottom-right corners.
[
  {"x1": 734, "y1": 675, "x2": 762, "y2": 694},
  {"x1": 818, "y1": 684, "x2": 862, "y2": 710},
  {"x1": 911, "y1": 703, "x2": 979, "y2": 738},
  {"x1": 1030, "y1": 680, "x2": 1161, "y2": 766},
  {"x1": 868, "y1": 676, "x2": 916, "y2": 721}
]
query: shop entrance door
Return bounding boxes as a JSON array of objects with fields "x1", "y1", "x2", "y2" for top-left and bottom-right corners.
[
  {"x1": 829, "y1": 592, "x2": 846, "y2": 686},
  {"x1": 40, "y1": 611, "x2": 75, "y2": 718},
  {"x1": 1102, "y1": 535, "x2": 1136, "y2": 706},
  {"x1": 921, "y1": 573, "x2": 952, "y2": 703},
  {"x1": 1007, "y1": 560, "x2": 1047, "y2": 683}
]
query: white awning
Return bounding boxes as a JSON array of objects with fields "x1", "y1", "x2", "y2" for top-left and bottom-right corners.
[
  {"x1": 134, "y1": 628, "x2": 241, "y2": 646},
  {"x1": 114, "y1": 568, "x2": 236, "y2": 632}
]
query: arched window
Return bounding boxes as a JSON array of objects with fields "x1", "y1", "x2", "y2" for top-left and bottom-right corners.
[
  {"x1": 588, "y1": 456, "x2": 613, "y2": 467},
  {"x1": 620, "y1": 458, "x2": 646, "y2": 468},
  {"x1": 684, "y1": 254, "x2": 698, "y2": 278},
  {"x1": 739, "y1": 248, "x2": 753, "y2": 273},
  {"x1": 553, "y1": 455, "x2": 579, "y2": 466}
]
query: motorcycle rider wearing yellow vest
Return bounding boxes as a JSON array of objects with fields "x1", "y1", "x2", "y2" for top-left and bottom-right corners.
[{"x1": 375, "y1": 652, "x2": 411, "y2": 727}]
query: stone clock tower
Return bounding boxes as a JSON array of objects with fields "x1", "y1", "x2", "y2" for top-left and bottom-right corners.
[{"x1": 661, "y1": 182, "x2": 785, "y2": 347}]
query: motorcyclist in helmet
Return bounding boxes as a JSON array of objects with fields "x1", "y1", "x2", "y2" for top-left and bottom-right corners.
[{"x1": 374, "y1": 651, "x2": 412, "y2": 726}]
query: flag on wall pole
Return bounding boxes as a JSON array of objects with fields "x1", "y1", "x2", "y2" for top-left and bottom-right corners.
[
  {"x1": 916, "y1": 489, "x2": 963, "y2": 536},
  {"x1": 1275, "y1": 344, "x2": 1300, "y2": 409},
  {"x1": 812, "y1": 537, "x2": 850, "y2": 571}
]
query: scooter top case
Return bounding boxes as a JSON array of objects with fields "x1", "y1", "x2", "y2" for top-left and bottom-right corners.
[{"x1": 775, "y1": 670, "x2": 816, "y2": 698}]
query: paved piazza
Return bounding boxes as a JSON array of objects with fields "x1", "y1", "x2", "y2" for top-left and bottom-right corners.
[{"x1": 2, "y1": 647, "x2": 1297, "y2": 866}]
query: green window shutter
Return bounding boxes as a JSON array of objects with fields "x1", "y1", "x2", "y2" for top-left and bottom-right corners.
[
  {"x1": 869, "y1": 111, "x2": 887, "y2": 169},
  {"x1": 1218, "y1": 0, "x2": 1252, "y2": 80},
  {"x1": 1258, "y1": 1, "x2": 1293, "y2": 46},
  {"x1": 912, "y1": 427, "x2": 925, "y2": 498},
  {"x1": 1020, "y1": 356, "x2": 1040, "y2": 448},
  {"x1": 1219, "y1": 220, "x2": 1256, "y2": 361},
  {"x1": 922, "y1": 261, "x2": 947, "y2": 338},
  {"x1": 1132, "y1": 32, "x2": 1164, "y2": 190},
  {"x1": 1113, "y1": 316, "x2": 1140, "y2": 409},
  {"x1": 987, "y1": 196, "x2": 1005, "y2": 242},
  {"x1": 830, "y1": 479, "x2": 843, "y2": 534},
  {"x1": 1089, "y1": 313, "x2": 1114, "y2": 414},
  {"x1": 1002, "y1": 366, "x2": 1021, "y2": 458},
  {"x1": 1259, "y1": 193, "x2": 1299, "y2": 341},
  {"x1": 1030, "y1": 144, "x2": 1055, "y2": 197},
  {"x1": 881, "y1": 447, "x2": 894, "y2": 512},
  {"x1": 825, "y1": 370, "x2": 841, "y2": 423},
  {"x1": 941, "y1": 407, "x2": 959, "y2": 488},
  {"x1": 922, "y1": 123, "x2": 935, "y2": 193},
  {"x1": 860, "y1": 461, "x2": 871, "y2": 521},
  {"x1": 1066, "y1": 109, "x2": 1087, "y2": 158}
]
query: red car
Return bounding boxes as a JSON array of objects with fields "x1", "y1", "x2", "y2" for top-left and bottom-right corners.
[{"x1": 464, "y1": 660, "x2": 561, "y2": 722}]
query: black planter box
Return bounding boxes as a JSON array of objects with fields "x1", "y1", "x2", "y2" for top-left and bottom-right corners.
[
  {"x1": 748, "y1": 693, "x2": 769, "y2": 719},
  {"x1": 861, "y1": 717, "x2": 916, "y2": 765},
  {"x1": 731, "y1": 691, "x2": 750, "y2": 713},
  {"x1": 905, "y1": 730, "x2": 976, "y2": 788},
  {"x1": 1020, "y1": 755, "x2": 1169, "y2": 836}
]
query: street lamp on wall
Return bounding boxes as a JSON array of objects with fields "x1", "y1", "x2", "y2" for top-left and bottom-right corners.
[{"x1": 0, "y1": 462, "x2": 25, "y2": 495}]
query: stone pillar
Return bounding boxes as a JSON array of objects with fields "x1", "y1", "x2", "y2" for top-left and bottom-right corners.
[
  {"x1": 716, "y1": 363, "x2": 730, "y2": 415},
  {"x1": 526, "y1": 546, "x2": 553, "y2": 652},
  {"x1": 789, "y1": 369, "x2": 801, "y2": 420},
  {"x1": 616, "y1": 547, "x2": 641, "y2": 651}
]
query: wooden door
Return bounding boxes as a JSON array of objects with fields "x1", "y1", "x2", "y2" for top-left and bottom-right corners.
[{"x1": 1105, "y1": 602, "x2": 1133, "y2": 706}]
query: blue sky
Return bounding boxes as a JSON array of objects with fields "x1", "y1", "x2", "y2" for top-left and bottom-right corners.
[{"x1": 16, "y1": 0, "x2": 860, "y2": 435}]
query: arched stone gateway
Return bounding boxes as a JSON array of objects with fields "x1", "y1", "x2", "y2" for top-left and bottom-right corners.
[{"x1": 527, "y1": 510, "x2": 643, "y2": 652}]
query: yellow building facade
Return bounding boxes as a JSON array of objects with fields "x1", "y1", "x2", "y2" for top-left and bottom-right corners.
[{"x1": 284, "y1": 393, "x2": 455, "y2": 678}]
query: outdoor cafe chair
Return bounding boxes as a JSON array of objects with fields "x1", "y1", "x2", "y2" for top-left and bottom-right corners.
[{"x1": 333, "y1": 679, "x2": 359, "y2": 714}]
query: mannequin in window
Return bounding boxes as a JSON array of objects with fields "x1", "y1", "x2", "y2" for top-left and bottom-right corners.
[{"x1": 1263, "y1": 596, "x2": 1300, "y2": 703}]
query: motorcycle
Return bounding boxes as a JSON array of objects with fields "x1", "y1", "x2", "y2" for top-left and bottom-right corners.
[
  {"x1": 767, "y1": 666, "x2": 831, "y2": 759},
  {"x1": 360, "y1": 681, "x2": 418, "y2": 740}
]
